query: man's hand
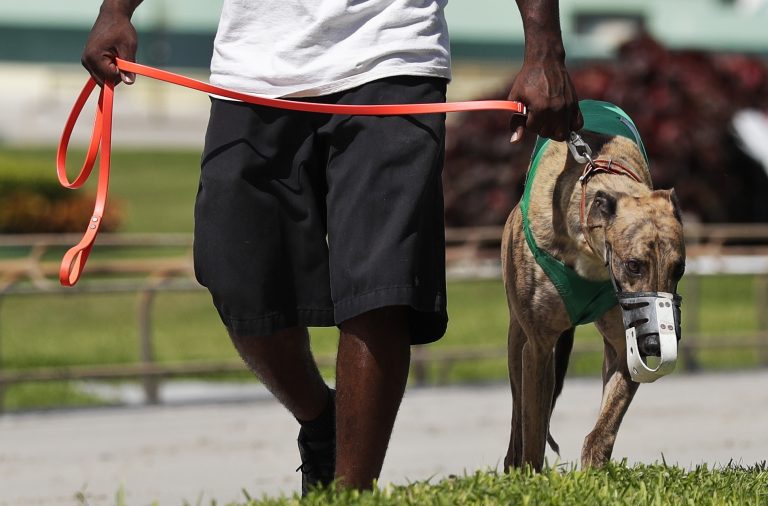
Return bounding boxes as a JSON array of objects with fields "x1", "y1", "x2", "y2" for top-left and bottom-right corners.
[
  {"x1": 509, "y1": 0, "x2": 583, "y2": 143},
  {"x1": 81, "y1": 1, "x2": 143, "y2": 87},
  {"x1": 508, "y1": 56, "x2": 582, "y2": 143}
]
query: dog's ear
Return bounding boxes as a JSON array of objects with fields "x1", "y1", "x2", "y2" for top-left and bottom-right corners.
[
  {"x1": 667, "y1": 188, "x2": 683, "y2": 223},
  {"x1": 590, "y1": 190, "x2": 618, "y2": 226},
  {"x1": 651, "y1": 188, "x2": 683, "y2": 223}
]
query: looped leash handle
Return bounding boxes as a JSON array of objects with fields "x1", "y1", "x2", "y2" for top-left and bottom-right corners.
[
  {"x1": 57, "y1": 77, "x2": 114, "y2": 286},
  {"x1": 58, "y1": 59, "x2": 527, "y2": 286}
]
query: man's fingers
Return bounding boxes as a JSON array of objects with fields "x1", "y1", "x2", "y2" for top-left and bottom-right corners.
[
  {"x1": 510, "y1": 125, "x2": 524, "y2": 143},
  {"x1": 509, "y1": 113, "x2": 526, "y2": 143},
  {"x1": 120, "y1": 71, "x2": 136, "y2": 84},
  {"x1": 525, "y1": 109, "x2": 546, "y2": 138},
  {"x1": 81, "y1": 57, "x2": 103, "y2": 87},
  {"x1": 81, "y1": 51, "x2": 121, "y2": 87},
  {"x1": 105, "y1": 59, "x2": 123, "y2": 85},
  {"x1": 571, "y1": 106, "x2": 584, "y2": 132},
  {"x1": 549, "y1": 127, "x2": 569, "y2": 142},
  {"x1": 520, "y1": 103, "x2": 581, "y2": 141}
]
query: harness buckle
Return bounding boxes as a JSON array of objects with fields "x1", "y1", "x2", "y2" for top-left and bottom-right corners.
[{"x1": 568, "y1": 132, "x2": 594, "y2": 166}]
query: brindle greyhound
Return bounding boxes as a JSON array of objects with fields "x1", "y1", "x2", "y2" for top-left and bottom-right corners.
[{"x1": 501, "y1": 101, "x2": 686, "y2": 470}]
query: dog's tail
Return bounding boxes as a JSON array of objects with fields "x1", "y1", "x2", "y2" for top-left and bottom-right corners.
[{"x1": 547, "y1": 327, "x2": 575, "y2": 455}]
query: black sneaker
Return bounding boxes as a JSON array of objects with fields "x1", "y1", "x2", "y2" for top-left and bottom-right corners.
[{"x1": 296, "y1": 427, "x2": 335, "y2": 496}]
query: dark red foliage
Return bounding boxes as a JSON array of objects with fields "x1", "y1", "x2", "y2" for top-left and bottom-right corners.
[
  {"x1": 0, "y1": 192, "x2": 123, "y2": 234},
  {"x1": 443, "y1": 33, "x2": 768, "y2": 226}
]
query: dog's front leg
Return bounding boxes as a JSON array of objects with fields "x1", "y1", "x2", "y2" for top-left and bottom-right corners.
[
  {"x1": 581, "y1": 308, "x2": 640, "y2": 467},
  {"x1": 521, "y1": 336, "x2": 556, "y2": 471}
]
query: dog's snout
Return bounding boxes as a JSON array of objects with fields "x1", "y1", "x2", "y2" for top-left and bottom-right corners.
[{"x1": 638, "y1": 334, "x2": 661, "y2": 357}]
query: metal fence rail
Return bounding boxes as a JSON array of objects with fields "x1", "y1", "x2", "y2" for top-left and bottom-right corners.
[{"x1": 2, "y1": 225, "x2": 768, "y2": 411}]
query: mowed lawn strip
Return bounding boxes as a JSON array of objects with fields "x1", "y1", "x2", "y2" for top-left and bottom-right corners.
[{"x1": 239, "y1": 462, "x2": 768, "y2": 506}]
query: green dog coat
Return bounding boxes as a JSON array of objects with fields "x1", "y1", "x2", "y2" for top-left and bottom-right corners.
[{"x1": 520, "y1": 100, "x2": 648, "y2": 326}]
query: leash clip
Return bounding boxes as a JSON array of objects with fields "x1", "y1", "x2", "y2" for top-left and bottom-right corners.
[{"x1": 568, "y1": 132, "x2": 594, "y2": 167}]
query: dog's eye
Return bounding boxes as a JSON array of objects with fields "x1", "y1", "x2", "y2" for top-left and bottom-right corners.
[{"x1": 624, "y1": 259, "x2": 643, "y2": 276}]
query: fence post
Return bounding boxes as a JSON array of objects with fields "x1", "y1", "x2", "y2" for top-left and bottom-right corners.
[
  {"x1": 0, "y1": 294, "x2": 6, "y2": 414},
  {"x1": 411, "y1": 347, "x2": 428, "y2": 386},
  {"x1": 755, "y1": 274, "x2": 768, "y2": 366},
  {"x1": 137, "y1": 287, "x2": 160, "y2": 405}
]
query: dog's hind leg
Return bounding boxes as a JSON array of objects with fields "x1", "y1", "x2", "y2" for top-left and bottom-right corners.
[
  {"x1": 504, "y1": 316, "x2": 526, "y2": 469},
  {"x1": 581, "y1": 307, "x2": 640, "y2": 467}
]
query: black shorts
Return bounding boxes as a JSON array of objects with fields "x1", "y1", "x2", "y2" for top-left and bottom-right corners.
[{"x1": 193, "y1": 76, "x2": 448, "y2": 345}]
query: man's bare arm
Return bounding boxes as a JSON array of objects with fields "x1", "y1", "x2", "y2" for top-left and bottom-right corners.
[{"x1": 509, "y1": 0, "x2": 582, "y2": 142}]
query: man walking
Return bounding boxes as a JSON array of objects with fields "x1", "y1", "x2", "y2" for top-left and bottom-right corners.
[{"x1": 81, "y1": 0, "x2": 581, "y2": 493}]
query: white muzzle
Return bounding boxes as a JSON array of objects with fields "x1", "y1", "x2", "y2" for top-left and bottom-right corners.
[{"x1": 619, "y1": 291, "x2": 682, "y2": 383}]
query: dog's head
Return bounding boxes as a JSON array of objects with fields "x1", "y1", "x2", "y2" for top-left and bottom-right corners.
[{"x1": 589, "y1": 188, "x2": 686, "y2": 356}]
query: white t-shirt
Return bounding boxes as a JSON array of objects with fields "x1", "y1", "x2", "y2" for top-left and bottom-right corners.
[{"x1": 210, "y1": 0, "x2": 451, "y2": 98}]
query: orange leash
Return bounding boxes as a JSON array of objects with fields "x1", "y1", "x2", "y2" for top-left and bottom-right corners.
[{"x1": 57, "y1": 58, "x2": 527, "y2": 286}]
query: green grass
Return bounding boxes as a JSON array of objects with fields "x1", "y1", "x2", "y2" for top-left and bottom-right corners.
[
  {"x1": 0, "y1": 278, "x2": 756, "y2": 374},
  {"x1": 224, "y1": 462, "x2": 768, "y2": 506},
  {"x1": 1, "y1": 282, "x2": 506, "y2": 370},
  {"x1": 1, "y1": 382, "x2": 104, "y2": 411},
  {"x1": 2, "y1": 274, "x2": 766, "y2": 410}
]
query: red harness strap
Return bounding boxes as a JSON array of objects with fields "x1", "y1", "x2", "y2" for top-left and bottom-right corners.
[{"x1": 57, "y1": 58, "x2": 527, "y2": 286}]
